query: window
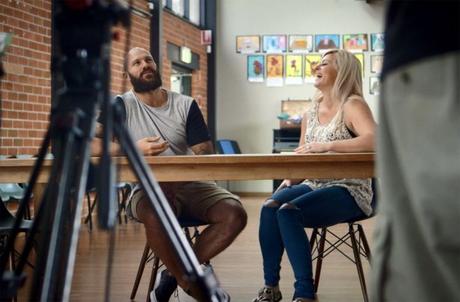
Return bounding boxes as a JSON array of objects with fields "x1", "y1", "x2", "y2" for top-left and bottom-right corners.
[
  {"x1": 189, "y1": 0, "x2": 200, "y2": 25},
  {"x1": 171, "y1": 0, "x2": 184, "y2": 17},
  {"x1": 171, "y1": 65, "x2": 192, "y2": 96}
]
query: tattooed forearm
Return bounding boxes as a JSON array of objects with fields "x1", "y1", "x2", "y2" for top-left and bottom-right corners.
[{"x1": 191, "y1": 141, "x2": 214, "y2": 155}]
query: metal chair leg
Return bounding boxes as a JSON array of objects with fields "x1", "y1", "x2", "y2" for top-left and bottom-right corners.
[
  {"x1": 313, "y1": 228, "x2": 327, "y2": 293},
  {"x1": 349, "y1": 224, "x2": 369, "y2": 302},
  {"x1": 357, "y1": 224, "x2": 372, "y2": 260},
  {"x1": 130, "y1": 243, "x2": 151, "y2": 300}
]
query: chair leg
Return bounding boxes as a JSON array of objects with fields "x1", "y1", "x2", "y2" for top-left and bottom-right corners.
[
  {"x1": 130, "y1": 243, "x2": 151, "y2": 300},
  {"x1": 310, "y1": 228, "x2": 318, "y2": 251},
  {"x1": 117, "y1": 189, "x2": 123, "y2": 225},
  {"x1": 147, "y1": 256, "x2": 161, "y2": 302},
  {"x1": 357, "y1": 224, "x2": 372, "y2": 261},
  {"x1": 349, "y1": 224, "x2": 369, "y2": 302},
  {"x1": 84, "y1": 193, "x2": 97, "y2": 230},
  {"x1": 313, "y1": 228, "x2": 327, "y2": 293}
]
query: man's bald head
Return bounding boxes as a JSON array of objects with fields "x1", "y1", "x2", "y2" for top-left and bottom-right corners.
[
  {"x1": 124, "y1": 47, "x2": 162, "y2": 92},
  {"x1": 124, "y1": 47, "x2": 156, "y2": 72}
]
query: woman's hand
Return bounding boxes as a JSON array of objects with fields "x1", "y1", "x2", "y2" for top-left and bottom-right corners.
[
  {"x1": 275, "y1": 178, "x2": 303, "y2": 193},
  {"x1": 295, "y1": 142, "x2": 331, "y2": 153},
  {"x1": 137, "y1": 136, "x2": 169, "y2": 155}
]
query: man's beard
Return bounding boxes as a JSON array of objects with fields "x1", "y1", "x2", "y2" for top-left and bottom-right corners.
[{"x1": 129, "y1": 69, "x2": 162, "y2": 93}]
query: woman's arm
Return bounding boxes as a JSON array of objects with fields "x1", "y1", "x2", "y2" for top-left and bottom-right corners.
[
  {"x1": 329, "y1": 97, "x2": 376, "y2": 152},
  {"x1": 296, "y1": 97, "x2": 376, "y2": 153}
]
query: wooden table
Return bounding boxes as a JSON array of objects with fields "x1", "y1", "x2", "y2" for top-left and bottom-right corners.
[{"x1": 0, "y1": 153, "x2": 374, "y2": 183}]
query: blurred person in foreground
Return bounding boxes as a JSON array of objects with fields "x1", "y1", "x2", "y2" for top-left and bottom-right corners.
[{"x1": 371, "y1": 1, "x2": 460, "y2": 301}]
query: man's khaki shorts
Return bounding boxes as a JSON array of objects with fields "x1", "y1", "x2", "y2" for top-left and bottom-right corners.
[{"x1": 127, "y1": 181, "x2": 240, "y2": 222}]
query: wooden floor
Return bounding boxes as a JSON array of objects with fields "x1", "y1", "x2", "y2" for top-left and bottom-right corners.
[{"x1": 16, "y1": 194, "x2": 376, "y2": 302}]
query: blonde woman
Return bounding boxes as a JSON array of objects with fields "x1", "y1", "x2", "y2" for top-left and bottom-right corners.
[{"x1": 253, "y1": 49, "x2": 376, "y2": 302}]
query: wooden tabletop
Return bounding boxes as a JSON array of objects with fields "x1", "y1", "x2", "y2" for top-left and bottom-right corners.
[{"x1": 0, "y1": 153, "x2": 374, "y2": 183}]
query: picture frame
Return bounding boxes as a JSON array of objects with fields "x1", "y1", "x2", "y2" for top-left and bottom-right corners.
[
  {"x1": 247, "y1": 55, "x2": 265, "y2": 82},
  {"x1": 262, "y1": 35, "x2": 287, "y2": 53},
  {"x1": 370, "y1": 33, "x2": 385, "y2": 52},
  {"x1": 285, "y1": 55, "x2": 303, "y2": 77},
  {"x1": 354, "y1": 53, "x2": 365, "y2": 77},
  {"x1": 266, "y1": 54, "x2": 284, "y2": 87},
  {"x1": 266, "y1": 54, "x2": 284, "y2": 78},
  {"x1": 315, "y1": 34, "x2": 340, "y2": 52},
  {"x1": 343, "y1": 34, "x2": 368, "y2": 52},
  {"x1": 236, "y1": 35, "x2": 260, "y2": 53},
  {"x1": 285, "y1": 54, "x2": 303, "y2": 85},
  {"x1": 370, "y1": 55, "x2": 384, "y2": 74},
  {"x1": 369, "y1": 76, "x2": 381, "y2": 95},
  {"x1": 288, "y1": 35, "x2": 313, "y2": 53},
  {"x1": 304, "y1": 54, "x2": 322, "y2": 83}
]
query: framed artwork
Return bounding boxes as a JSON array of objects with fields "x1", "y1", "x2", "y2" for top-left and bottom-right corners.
[
  {"x1": 285, "y1": 55, "x2": 303, "y2": 85},
  {"x1": 236, "y1": 35, "x2": 260, "y2": 53},
  {"x1": 343, "y1": 34, "x2": 368, "y2": 52},
  {"x1": 288, "y1": 35, "x2": 313, "y2": 53},
  {"x1": 371, "y1": 55, "x2": 384, "y2": 74},
  {"x1": 315, "y1": 34, "x2": 339, "y2": 52},
  {"x1": 247, "y1": 55, "x2": 265, "y2": 82},
  {"x1": 266, "y1": 54, "x2": 284, "y2": 86},
  {"x1": 370, "y1": 33, "x2": 385, "y2": 52},
  {"x1": 370, "y1": 76, "x2": 381, "y2": 95},
  {"x1": 263, "y1": 35, "x2": 287, "y2": 53},
  {"x1": 354, "y1": 53, "x2": 364, "y2": 77},
  {"x1": 304, "y1": 54, "x2": 322, "y2": 83}
]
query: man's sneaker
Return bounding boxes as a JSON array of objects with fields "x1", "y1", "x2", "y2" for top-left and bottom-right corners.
[
  {"x1": 150, "y1": 269, "x2": 177, "y2": 302},
  {"x1": 252, "y1": 286, "x2": 282, "y2": 302}
]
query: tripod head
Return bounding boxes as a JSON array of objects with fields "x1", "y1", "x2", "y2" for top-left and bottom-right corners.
[{"x1": 54, "y1": 0, "x2": 129, "y2": 90}]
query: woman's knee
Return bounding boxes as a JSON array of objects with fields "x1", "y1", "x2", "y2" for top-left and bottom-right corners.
[
  {"x1": 277, "y1": 203, "x2": 301, "y2": 223},
  {"x1": 263, "y1": 198, "x2": 281, "y2": 208}
]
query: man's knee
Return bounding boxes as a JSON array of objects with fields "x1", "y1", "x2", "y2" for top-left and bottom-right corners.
[{"x1": 208, "y1": 199, "x2": 247, "y2": 232}]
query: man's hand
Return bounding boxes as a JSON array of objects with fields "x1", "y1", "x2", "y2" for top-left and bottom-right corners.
[{"x1": 137, "y1": 137, "x2": 169, "y2": 155}]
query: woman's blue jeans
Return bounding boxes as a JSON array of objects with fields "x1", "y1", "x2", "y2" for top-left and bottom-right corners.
[{"x1": 259, "y1": 184, "x2": 365, "y2": 299}]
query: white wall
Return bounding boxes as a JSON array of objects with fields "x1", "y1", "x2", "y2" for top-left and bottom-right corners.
[{"x1": 216, "y1": 0, "x2": 385, "y2": 192}]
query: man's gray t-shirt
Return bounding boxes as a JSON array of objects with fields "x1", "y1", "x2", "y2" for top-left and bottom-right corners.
[{"x1": 117, "y1": 89, "x2": 210, "y2": 155}]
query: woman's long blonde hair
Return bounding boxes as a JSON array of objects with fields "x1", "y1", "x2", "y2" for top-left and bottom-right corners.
[{"x1": 313, "y1": 49, "x2": 363, "y2": 105}]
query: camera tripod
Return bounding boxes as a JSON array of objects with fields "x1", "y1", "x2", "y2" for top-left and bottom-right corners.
[{"x1": 0, "y1": 1, "x2": 227, "y2": 301}]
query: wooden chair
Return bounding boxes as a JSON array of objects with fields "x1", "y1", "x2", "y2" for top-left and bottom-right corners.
[
  {"x1": 130, "y1": 219, "x2": 207, "y2": 302},
  {"x1": 309, "y1": 180, "x2": 377, "y2": 302}
]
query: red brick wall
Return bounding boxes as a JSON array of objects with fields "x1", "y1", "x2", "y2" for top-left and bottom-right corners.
[
  {"x1": 0, "y1": 0, "x2": 52, "y2": 156},
  {"x1": 162, "y1": 12, "x2": 208, "y2": 119},
  {"x1": 0, "y1": 2, "x2": 208, "y2": 156}
]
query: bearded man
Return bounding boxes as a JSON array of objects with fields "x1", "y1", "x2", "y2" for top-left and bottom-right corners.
[{"x1": 92, "y1": 47, "x2": 247, "y2": 302}]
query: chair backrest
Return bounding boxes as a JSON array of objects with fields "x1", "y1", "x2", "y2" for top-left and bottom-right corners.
[
  {"x1": 0, "y1": 183, "x2": 25, "y2": 202},
  {"x1": 369, "y1": 178, "x2": 378, "y2": 217},
  {"x1": 215, "y1": 139, "x2": 241, "y2": 154}
]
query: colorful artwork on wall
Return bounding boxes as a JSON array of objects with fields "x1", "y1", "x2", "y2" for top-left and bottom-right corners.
[
  {"x1": 354, "y1": 53, "x2": 364, "y2": 77},
  {"x1": 263, "y1": 35, "x2": 287, "y2": 53},
  {"x1": 285, "y1": 55, "x2": 303, "y2": 85},
  {"x1": 343, "y1": 34, "x2": 368, "y2": 52},
  {"x1": 304, "y1": 54, "x2": 322, "y2": 83},
  {"x1": 236, "y1": 35, "x2": 260, "y2": 53},
  {"x1": 370, "y1": 33, "x2": 385, "y2": 52},
  {"x1": 315, "y1": 34, "x2": 339, "y2": 52},
  {"x1": 266, "y1": 54, "x2": 284, "y2": 86},
  {"x1": 247, "y1": 55, "x2": 265, "y2": 82},
  {"x1": 288, "y1": 35, "x2": 313, "y2": 53},
  {"x1": 370, "y1": 76, "x2": 381, "y2": 95},
  {"x1": 371, "y1": 55, "x2": 384, "y2": 74}
]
